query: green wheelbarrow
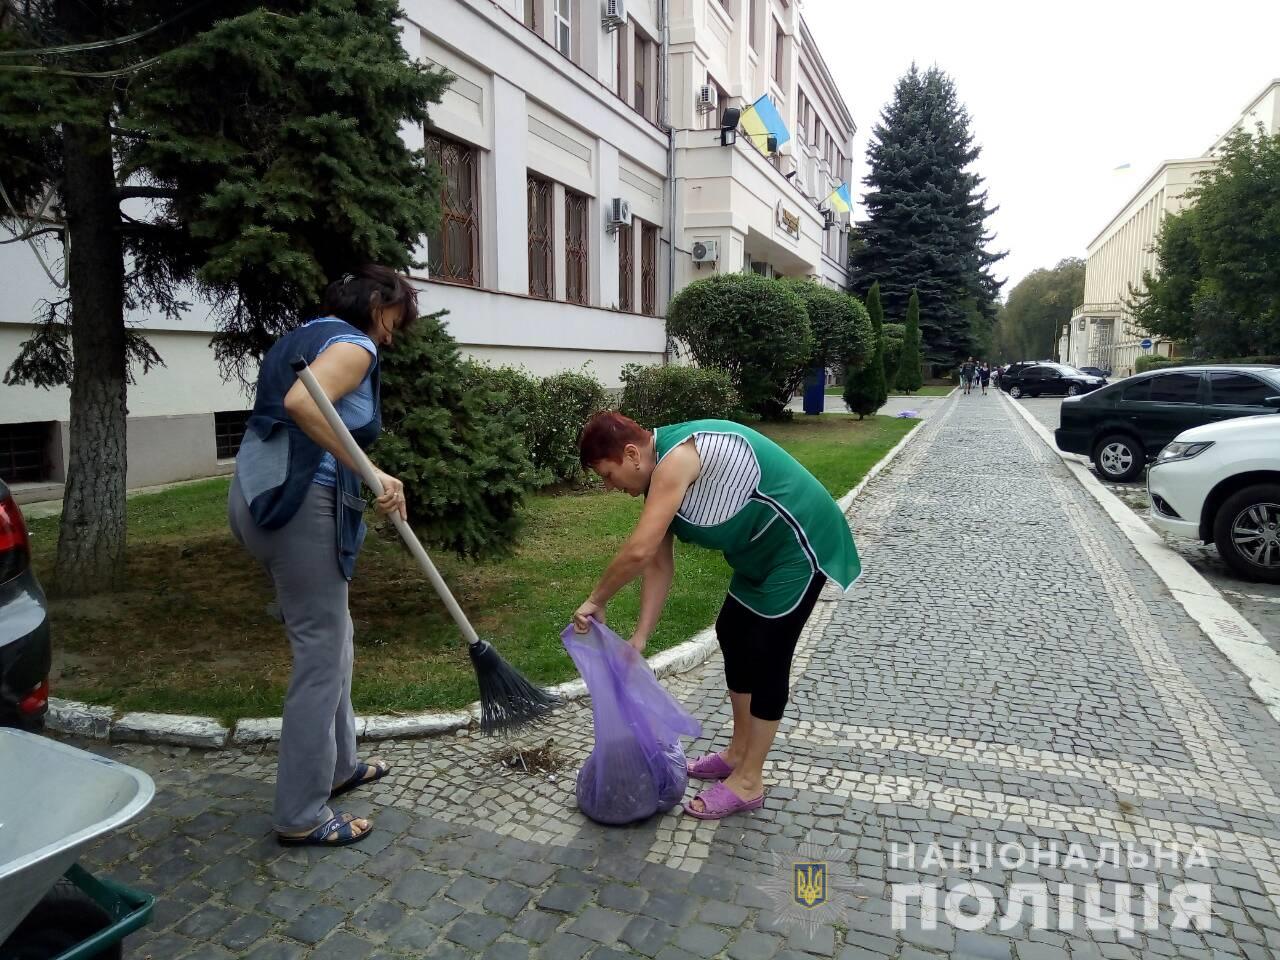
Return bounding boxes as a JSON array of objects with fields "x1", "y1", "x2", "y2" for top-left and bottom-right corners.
[{"x1": 0, "y1": 729, "x2": 155, "y2": 960}]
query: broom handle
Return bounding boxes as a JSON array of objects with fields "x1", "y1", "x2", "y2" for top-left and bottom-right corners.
[{"x1": 290, "y1": 357, "x2": 482, "y2": 647}]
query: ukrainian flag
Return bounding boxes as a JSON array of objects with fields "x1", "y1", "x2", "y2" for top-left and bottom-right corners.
[
  {"x1": 825, "y1": 183, "x2": 852, "y2": 214},
  {"x1": 740, "y1": 94, "x2": 790, "y2": 151}
]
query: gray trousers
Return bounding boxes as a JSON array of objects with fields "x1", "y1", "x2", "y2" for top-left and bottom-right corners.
[{"x1": 228, "y1": 476, "x2": 358, "y2": 833}]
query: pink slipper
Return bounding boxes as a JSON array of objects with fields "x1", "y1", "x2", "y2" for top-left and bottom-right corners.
[
  {"x1": 684, "y1": 781, "x2": 765, "y2": 820},
  {"x1": 686, "y1": 752, "x2": 735, "y2": 780}
]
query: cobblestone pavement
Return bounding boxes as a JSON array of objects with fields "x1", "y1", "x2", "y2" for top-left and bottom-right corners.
[
  {"x1": 1017, "y1": 395, "x2": 1280, "y2": 650},
  {"x1": 68, "y1": 394, "x2": 1280, "y2": 960}
]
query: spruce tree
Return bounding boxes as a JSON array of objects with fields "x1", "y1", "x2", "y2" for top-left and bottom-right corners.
[
  {"x1": 0, "y1": 1, "x2": 447, "y2": 595},
  {"x1": 894, "y1": 290, "x2": 924, "y2": 394},
  {"x1": 851, "y1": 64, "x2": 1004, "y2": 365},
  {"x1": 843, "y1": 281, "x2": 888, "y2": 418}
]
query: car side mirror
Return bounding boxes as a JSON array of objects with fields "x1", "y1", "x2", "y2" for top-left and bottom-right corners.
[{"x1": 1264, "y1": 396, "x2": 1280, "y2": 409}]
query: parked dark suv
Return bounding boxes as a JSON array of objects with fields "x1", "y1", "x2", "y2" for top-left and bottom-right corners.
[
  {"x1": 1055, "y1": 365, "x2": 1280, "y2": 481},
  {"x1": 1002, "y1": 362, "x2": 1107, "y2": 399},
  {"x1": 0, "y1": 480, "x2": 50, "y2": 729}
]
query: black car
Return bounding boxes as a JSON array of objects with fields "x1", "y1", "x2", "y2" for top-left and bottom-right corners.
[
  {"x1": 0, "y1": 480, "x2": 50, "y2": 729},
  {"x1": 1002, "y1": 362, "x2": 1107, "y2": 399},
  {"x1": 1055, "y1": 364, "x2": 1280, "y2": 481}
]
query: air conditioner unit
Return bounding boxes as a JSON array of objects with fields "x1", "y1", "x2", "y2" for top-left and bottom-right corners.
[
  {"x1": 602, "y1": 0, "x2": 626, "y2": 31},
  {"x1": 691, "y1": 239, "x2": 720, "y2": 264},
  {"x1": 605, "y1": 197, "x2": 632, "y2": 232},
  {"x1": 696, "y1": 84, "x2": 718, "y2": 115}
]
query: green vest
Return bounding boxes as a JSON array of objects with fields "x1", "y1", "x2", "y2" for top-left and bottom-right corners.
[{"x1": 655, "y1": 420, "x2": 861, "y2": 617}]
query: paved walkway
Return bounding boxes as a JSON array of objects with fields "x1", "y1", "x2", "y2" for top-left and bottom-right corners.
[
  {"x1": 1017, "y1": 396, "x2": 1280, "y2": 651},
  {"x1": 786, "y1": 395, "x2": 949, "y2": 418},
  {"x1": 70, "y1": 394, "x2": 1280, "y2": 960}
]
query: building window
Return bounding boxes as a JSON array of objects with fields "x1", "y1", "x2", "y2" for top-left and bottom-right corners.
[
  {"x1": 523, "y1": 0, "x2": 537, "y2": 31},
  {"x1": 565, "y1": 189, "x2": 589, "y2": 305},
  {"x1": 425, "y1": 132, "x2": 481, "y2": 286},
  {"x1": 641, "y1": 222, "x2": 658, "y2": 316},
  {"x1": 773, "y1": 19, "x2": 784, "y2": 82},
  {"x1": 748, "y1": 0, "x2": 758, "y2": 51},
  {"x1": 634, "y1": 34, "x2": 650, "y2": 120},
  {"x1": 614, "y1": 30, "x2": 623, "y2": 96},
  {"x1": 0, "y1": 422, "x2": 52, "y2": 484},
  {"x1": 617, "y1": 221, "x2": 634, "y2": 312},
  {"x1": 214, "y1": 411, "x2": 251, "y2": 461},
  {"x1": 553, "y1": 0, "x2": 572, "y2": 58},
  {"x1": 527, "y1": 174, "x2": 554, "y2": 299}
]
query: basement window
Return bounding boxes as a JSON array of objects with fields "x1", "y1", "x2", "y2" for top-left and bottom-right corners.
[
  {"x1": 0, "y1": 422, "x2": 54, "y2": 484},
  {"x1": 214, "y1": 411, "x2": 252, "y2": 461}
]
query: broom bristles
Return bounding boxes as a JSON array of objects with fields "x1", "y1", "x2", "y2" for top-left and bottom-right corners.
[{"x1": 469, "y1": 639, "x2": 560, "y2": 736}]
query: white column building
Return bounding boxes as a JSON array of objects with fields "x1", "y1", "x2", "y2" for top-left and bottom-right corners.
[
  {"x1": 667, "y1": 0, "x2": 855, "y2": 291},
  {"x1": 1065, "y1": 79, "x2": 1280, "y2": 376}
]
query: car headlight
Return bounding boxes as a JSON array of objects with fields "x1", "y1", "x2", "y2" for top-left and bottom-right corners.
[{"x1": 1155, "y1": 440, "x2": 1214, "y2": 464}]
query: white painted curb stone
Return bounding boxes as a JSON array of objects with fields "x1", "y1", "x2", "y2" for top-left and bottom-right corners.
[{"x1": 48, "y1": 406, "x2": 936, "y2": 748}]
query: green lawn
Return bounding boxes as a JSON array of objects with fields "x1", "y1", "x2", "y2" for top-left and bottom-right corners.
[
  {"x1": 32, "y1": 413, "x2": 916, "y2": 722},
  {"x1": 824, "y1": 384, "x2": 954, "y2": 397}
]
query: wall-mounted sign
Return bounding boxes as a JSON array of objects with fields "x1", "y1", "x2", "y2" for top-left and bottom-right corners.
[{"x1": 775, "y1": 201, "x2": 800, "y2": 239}]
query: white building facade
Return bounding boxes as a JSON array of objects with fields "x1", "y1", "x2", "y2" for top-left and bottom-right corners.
[
  {"x1": 1064, "y1": 80, "x2": 1280, "y2": 376},
  {"x1": 0, "y1": 0, "x2": 856, "y2": 498},
  {"x1": 668, "y1": 0, "x2": 854, "y2": 291}
]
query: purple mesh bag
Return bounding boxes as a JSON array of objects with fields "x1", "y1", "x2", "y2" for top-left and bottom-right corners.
[{"x1": 561, "y1": 620, "x2": 702, "y2": 825}]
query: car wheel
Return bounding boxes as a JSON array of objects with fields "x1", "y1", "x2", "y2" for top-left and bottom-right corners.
[
  {"x1": 1067, "y1": 385, "x2": 1081, "y2": 396},
  {"x1": 1092, "y1": 433, "x2": 1145, "y2": 482},
  {"x1": 1213, "y1": 484, "x2": 1280, "y2": 584},
  {"x1": 1009, "y1": 385, "x2": 1022, "y2": 399}
]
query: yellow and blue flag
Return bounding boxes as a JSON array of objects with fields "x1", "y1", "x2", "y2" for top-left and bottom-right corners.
[
  {"x1": 740, "y1": 94, "x2": 790, "y2": 151},
  {"x1": 825, "y1": 183, "x2": 852, "y2": 214}
]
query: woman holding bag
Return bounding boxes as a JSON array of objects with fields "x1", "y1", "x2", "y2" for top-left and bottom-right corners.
[
  {"x1": 228, "y1": 265, "x2": 414, "y2": 847},
  {"x1": 573, "y1": 412, "x2": 861, "y2": 820}
]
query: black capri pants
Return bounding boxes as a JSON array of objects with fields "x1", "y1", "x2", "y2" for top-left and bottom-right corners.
[{"x1": 715, "y1": 572, "x2": 826, "y2": 722}]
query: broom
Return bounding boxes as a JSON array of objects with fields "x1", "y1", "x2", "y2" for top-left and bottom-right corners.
[{"x1": 291, "y1": 357, "x2": 559, "y2": 735}]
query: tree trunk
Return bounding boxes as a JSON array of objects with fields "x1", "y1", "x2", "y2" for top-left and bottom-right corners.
[{"x1": 54, "y1": 114, "x2": 128, "y2": 597}]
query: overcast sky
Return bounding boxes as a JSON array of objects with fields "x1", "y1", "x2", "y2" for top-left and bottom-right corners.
[{"x1": 800, "y1": 0, "x2": 1280, "y2": 298}]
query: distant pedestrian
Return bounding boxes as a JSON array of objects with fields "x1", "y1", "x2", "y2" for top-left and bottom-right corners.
[
  {"x1": 979, "y1": 363, "x2": 991, "y2": 395},
  {"x1": 960, "y1": 358, "x2": 977, "y2": 395}
]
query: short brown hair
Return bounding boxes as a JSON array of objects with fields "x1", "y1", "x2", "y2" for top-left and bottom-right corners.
[{"x1": 578, "y1": 411, "x2": 651, "y2": 468}]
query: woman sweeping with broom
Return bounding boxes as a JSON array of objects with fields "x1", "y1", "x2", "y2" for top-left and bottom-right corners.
[
  {"x1": 228, "y1": 265, "x2": 414, "y2": 847},
  {"x1": 573, "y1": 412, "x2": 860, "y2": 819}
]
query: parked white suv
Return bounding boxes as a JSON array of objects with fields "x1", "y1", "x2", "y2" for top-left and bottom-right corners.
[{"x1": 1147, "y1": 415, "x2": 1280, "y2": 583}]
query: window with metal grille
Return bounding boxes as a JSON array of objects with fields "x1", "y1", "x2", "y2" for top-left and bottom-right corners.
[
  {"x1": 0, "y1": 422, "x2": 51, "y2": 484},
  {"x1": 214, "y1": 410, "x2": 252, "y2": 460},
  {"x1": 565, "y1": 190, "x2": 589, "y2": 305},
  {"x1": 641, "y1": 222, "x2": 658, "y2": 316},
  {"x1": 527, "y1": 175, "x2": 554, "y2": 299},
  {"x1": 425, "y1": 132, "x2": 481, "y2": 286},
  {"x1": 617, "y1": 221, "x2": 634, "y2": 312}
]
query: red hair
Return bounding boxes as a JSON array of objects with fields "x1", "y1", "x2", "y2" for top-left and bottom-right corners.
[{"x1": 579, "y1": 411, "x2": 651, "y2": 468}]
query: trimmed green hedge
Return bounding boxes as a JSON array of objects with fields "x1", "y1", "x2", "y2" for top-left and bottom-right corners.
[
  {"x1": 461, "y1": 362, "x2": 607, "y2": 486},
  {"x1": 619, "y1": 363, "x2": 741, "y2": 427},
  {"x1": 1134, "y1": 354, "x2": 1280, "y2": 373},
  {"x1": 666, "y1": 272, "x2": 812, "y2": 420}
]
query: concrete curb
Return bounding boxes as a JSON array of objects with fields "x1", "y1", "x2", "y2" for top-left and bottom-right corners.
[
  {"x1": 1001, "y1": 392, "x2": 1280, "y2": 726},
  {"x1": 46, "y1": 407, "x2": 936, "y2": 748}
]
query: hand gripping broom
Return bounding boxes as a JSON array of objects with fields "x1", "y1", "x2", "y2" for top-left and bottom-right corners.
[{"x1": 291, "y1": 357, "x2": 559, "y2": 735}]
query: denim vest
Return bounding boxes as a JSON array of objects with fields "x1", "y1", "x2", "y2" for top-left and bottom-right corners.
[{"x1": 235, "y1": 318, "x2": 381, "y2": 580}]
